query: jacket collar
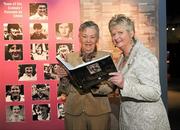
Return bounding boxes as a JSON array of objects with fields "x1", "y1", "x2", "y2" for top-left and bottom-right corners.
[{"x1": 118, "y1": 40, "x2": 141, "y2": 74}]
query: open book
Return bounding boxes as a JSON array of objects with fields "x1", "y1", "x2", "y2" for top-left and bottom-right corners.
[{"x1": 56, "y1": 54, "x2": 117, "y2": 90}]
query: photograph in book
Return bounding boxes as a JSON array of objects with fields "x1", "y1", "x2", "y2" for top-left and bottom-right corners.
[{"x1": 56, "y1": 55, "x2": 117, "y2": 89}]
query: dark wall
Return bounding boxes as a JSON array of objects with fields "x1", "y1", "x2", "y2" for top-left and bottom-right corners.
[{"x1": 167, "y1": 43, "x2": 180, "y2": 78}]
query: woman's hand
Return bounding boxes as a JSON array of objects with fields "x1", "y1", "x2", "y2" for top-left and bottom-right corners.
[{"x1": 108, "y1": 72, "x2": 124, "y2": 89}]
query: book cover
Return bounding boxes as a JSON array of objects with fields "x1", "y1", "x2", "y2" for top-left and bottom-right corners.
[{"x1": 56, "y1": 55, "x2": 117, "y2": 89}]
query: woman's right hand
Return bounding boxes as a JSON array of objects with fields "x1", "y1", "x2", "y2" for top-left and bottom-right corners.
[{"x1": 108, "y1": 72, "x2": 124, "y2": 89}]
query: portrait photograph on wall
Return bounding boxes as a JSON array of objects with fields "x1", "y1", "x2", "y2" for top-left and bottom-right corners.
[
  {"x1": 56, "y1": 23, "x2": 73, "y2": 40},
  {"x1": 29, "y1": 3, "x2": 48, "y2": 20},
  {"x1": 30, "y1": 23, "x2": 48, "y2": 40},
  {"x1": 30, "y1": 43, "x2": 48, "y2": 60},
  {"x1": 32, "y1": 104, "x2": 50, "y2": 121},
  {"x1": 3, "y1": 23, "x2": 23, "y2": 40},
  {"x1": 6, "y1": 85, "x2": 24, "y2": 102},
  {"x1": 32, "y1": 84, "x2": 50, "y2": 100},
  {"x1": 5, "y1": 44, "x2": 23, "y2": 61},
  {"x1": 44, "y1": 63, "x2": 67, "y2": 81},
  {"x1": 6, "y1": 105, "x2": 25, "y2": 122},
  {"x1": 57, "y1": 103, "x2": 65, "y2": 120},
  {"x1": 56, "y1": 43, "x2": 73, "y2": 59},
  {"x1": 18, "y1": 64, "x2": 37, "y2": 81}
]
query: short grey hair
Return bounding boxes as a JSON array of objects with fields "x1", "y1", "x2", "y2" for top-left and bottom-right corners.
[{"x1": 79, "y1": 21, "x2": 99, "y2": 38}]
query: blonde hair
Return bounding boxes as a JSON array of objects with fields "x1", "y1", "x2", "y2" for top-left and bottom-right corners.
[{"x1": 108, "y1": 14, "x2": 136, "y2": 41}]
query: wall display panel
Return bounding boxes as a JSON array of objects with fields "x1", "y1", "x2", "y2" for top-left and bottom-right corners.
[{"x1": 0, "y1": 0, "x2": 80, "y2": 130}]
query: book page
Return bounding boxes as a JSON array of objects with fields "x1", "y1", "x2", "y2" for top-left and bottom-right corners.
[
  {"x1": 56, "y1": 55, "x2": 74, "y2": 70},
  {"x1": 73, "y1": 55, "x2": 110, "y2": 69}
]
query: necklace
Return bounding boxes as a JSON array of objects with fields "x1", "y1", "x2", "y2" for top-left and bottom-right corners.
[
  {"x1": 123, "y1": 43, "x2": 135, "y2": 62},
  {"x1": 118, "y1": 42, "x2": 136, "y2": 70}
]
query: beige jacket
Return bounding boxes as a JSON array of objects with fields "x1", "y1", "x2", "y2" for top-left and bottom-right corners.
[{"x1": 59, "y1": 51, "x2": 113, "y2": 115}]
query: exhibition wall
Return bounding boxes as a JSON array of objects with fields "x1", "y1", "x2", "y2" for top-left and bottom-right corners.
[{"x1": 0, "y1": 0, "x2": 80, "y2": 130}]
